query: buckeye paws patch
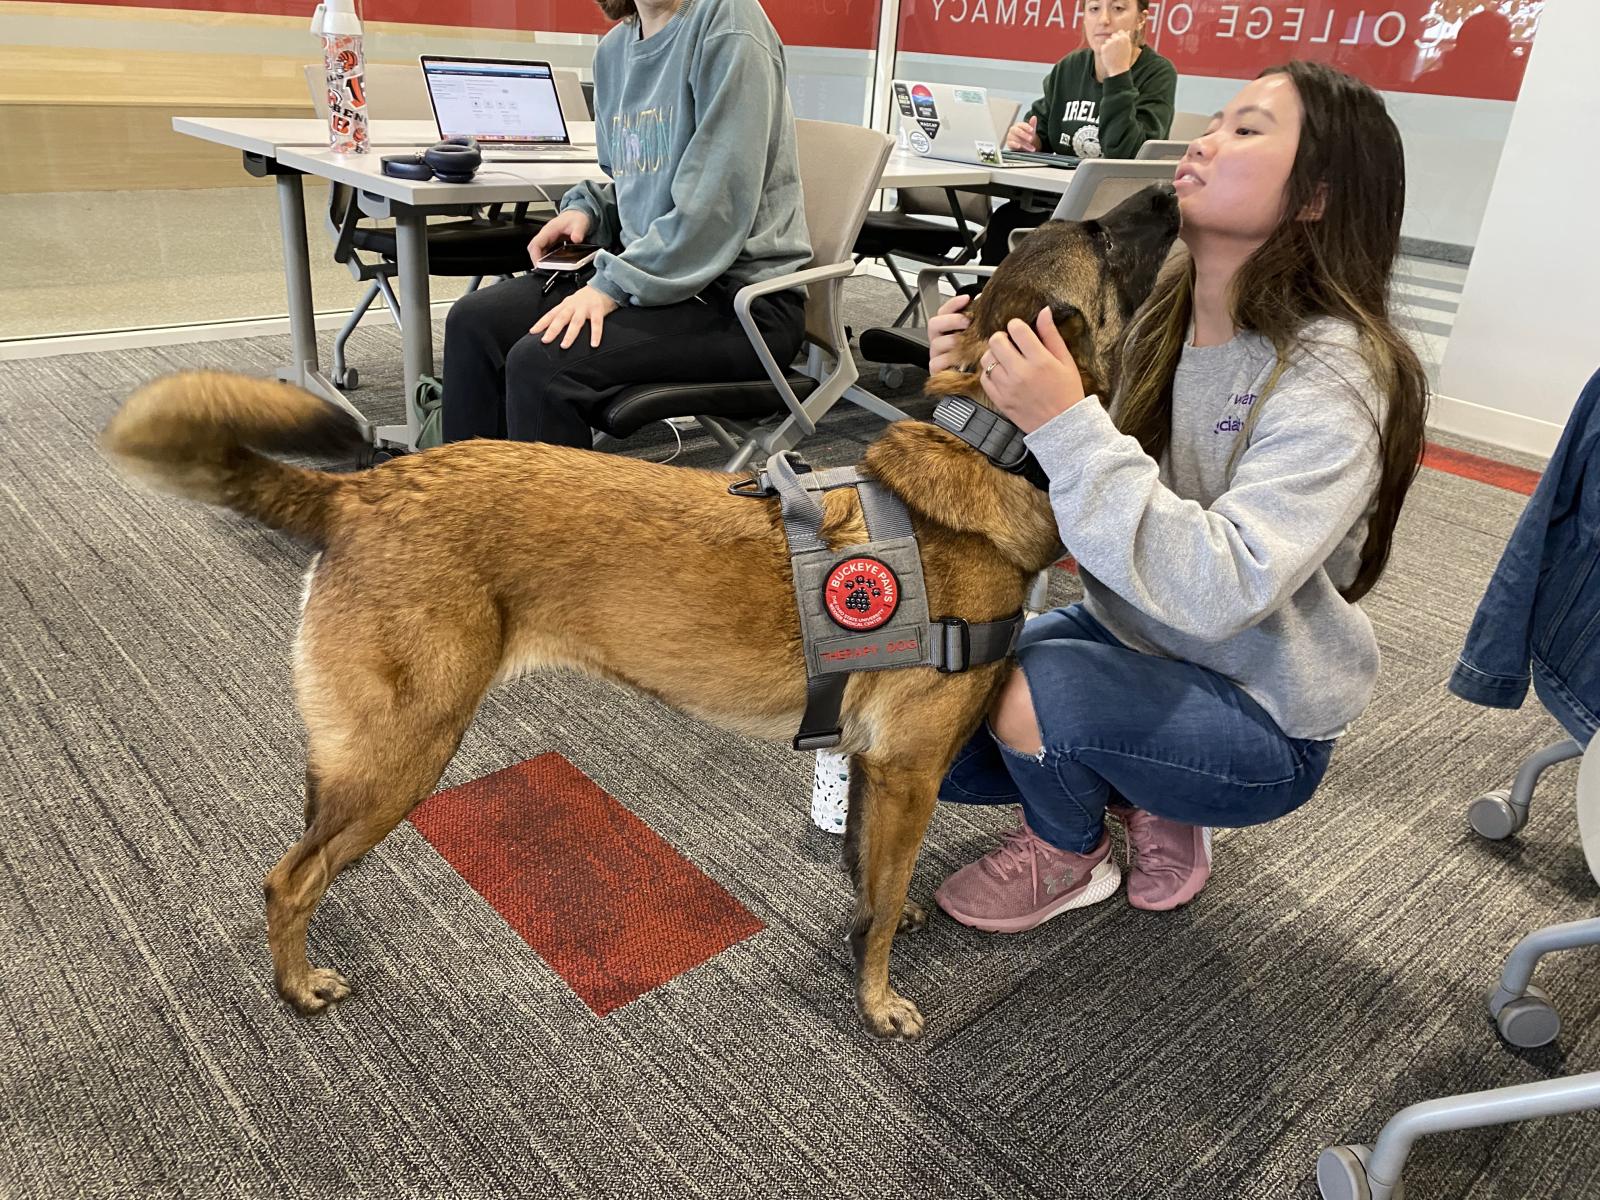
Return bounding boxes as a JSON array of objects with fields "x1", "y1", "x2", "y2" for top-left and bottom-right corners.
[{"x1": 824, "y1": 557, "x2": 900, "y2": 631}]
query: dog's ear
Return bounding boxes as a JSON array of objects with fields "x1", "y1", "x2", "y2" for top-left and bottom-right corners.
[{"x1": 1048, "y1": 302, "x2": 1104, "y2": 400}]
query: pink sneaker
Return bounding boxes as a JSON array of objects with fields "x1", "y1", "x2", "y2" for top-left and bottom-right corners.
[
  {"x1": 935, "y1": 818, "x2": 1121, "y2": 934},
  {"x1": 1108, "y1": 802, "x2": 1212, "y2": 911}
]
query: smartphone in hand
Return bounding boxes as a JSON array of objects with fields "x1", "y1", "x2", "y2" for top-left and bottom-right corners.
[{"x1": 536, "y1": 243, "x2": 602, "y2": 271}]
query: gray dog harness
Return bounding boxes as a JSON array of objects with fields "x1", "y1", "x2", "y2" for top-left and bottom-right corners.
[{"x1": 731, "y1": 452, "x2": 1025, "y2": 751}]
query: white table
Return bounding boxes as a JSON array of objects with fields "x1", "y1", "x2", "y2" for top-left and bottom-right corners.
[
  {"x1": 878, "y1": 151, "x2": 990, "y2": 191},
  {"x1": 174, "y1": 116, "x2": 1000, "y2": 449}
]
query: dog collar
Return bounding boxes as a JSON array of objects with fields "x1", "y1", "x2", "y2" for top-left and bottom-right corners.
[{"x1": 929, "y1": 396, "x2": 1051, "y2": 492}]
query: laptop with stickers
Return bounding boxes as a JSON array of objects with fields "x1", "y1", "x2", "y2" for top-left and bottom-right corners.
[{"x1": 891, "y1": 80, "x2": 1079, "y2": 170}]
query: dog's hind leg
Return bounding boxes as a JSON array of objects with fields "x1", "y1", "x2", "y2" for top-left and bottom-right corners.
[
  {"x1": 268, "y1": 711, "x2": 475, "y2": 1014},
  {"x1": 842, "y1": 756, "x2": 943, "y2": 1040},
  {"x1": 268, "y1": 636, "x2": 493, "y2": 1014}
]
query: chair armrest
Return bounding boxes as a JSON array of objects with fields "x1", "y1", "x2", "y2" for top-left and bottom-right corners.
[
  {"x1": 731, "y1": 261, "x2": 858, "y2": 438},
  {"x1": 917, "y1": 264, "x2": 996, "y2": 324}
]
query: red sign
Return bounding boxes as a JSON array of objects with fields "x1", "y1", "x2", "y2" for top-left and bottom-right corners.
[
  {"x1": 897, "y1": 1, "x2": 1540, "y2": 102},
  {"x1": 52, "y1": 0, "x2": 878, "y2": 50}
]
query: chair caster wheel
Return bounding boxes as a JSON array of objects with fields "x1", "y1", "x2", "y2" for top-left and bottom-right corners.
[
  {"x1": 1493, "y1": 984, "x2": 1561, "y2": 1048},
  {"x1": 878, "y1": 364, "x2": 907, "y2": 389},
  {"x1": 334, "y1": 367, "x2": 359, "y2": 390},
  {"x1": 1468, "y1": 789, "x2": 1524, "y2": 839},
  {"x1": 1317, "y1": 1144, "x2": 1403, "y2": 1200}
]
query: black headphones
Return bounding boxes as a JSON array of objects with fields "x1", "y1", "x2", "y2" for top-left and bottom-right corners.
[{"x1": 381, "y1": 136, "x2": 482, "y2": 183}]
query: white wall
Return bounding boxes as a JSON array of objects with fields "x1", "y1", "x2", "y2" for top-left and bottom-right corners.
[{"x1": 1437, "y1": 0, "x2": 1600, "y2": 453}]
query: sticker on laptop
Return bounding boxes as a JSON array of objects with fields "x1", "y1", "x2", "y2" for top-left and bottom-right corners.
[
  {"x1": 954, "y1": 88, "x2": 985, "y2": 105},
  {"x1": 975, "y1": 140, "x2": 1001, "y2": 166},
  {"x1": 910, "y1": 84, "x2": 938, "y2": 121},
  {"x1": 909, "y1": 129, "x2": 931, "y2": 155},
  {"x1": 893, "y1": 82, "x2": 913, "y2": 117}
]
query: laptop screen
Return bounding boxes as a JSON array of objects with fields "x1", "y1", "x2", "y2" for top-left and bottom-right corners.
[{"x1": 422, "y1": 58, "x2": 569, "y2": 146}]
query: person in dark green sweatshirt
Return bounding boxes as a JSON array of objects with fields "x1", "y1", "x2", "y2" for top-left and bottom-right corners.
[
  {"x1": 980, "y1": 0, "x2": 1177, "y2": 263},
  {"x1": 442, "y1": 0, "x2": 812, "y2": 448}
]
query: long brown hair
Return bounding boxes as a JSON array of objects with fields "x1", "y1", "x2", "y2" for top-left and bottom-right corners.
[{"x1": 1114, "y1": 61, "x2": 1429, "y2": 602}]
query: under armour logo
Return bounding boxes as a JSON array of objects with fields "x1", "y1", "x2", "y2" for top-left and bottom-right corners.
[{"x1": 1043, "y1": 868, "x2": 1076, "y2": 896}]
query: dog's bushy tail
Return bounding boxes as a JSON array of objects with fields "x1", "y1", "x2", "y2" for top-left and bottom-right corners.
[{"x1": 100, "y1": 371, "x2": 366, "y2": 545}]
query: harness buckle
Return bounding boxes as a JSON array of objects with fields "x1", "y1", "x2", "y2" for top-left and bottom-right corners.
[
  {"x1": 727, "y1": 475, "x2": 774, "y2": 499},
  {"x1": 793, "y1": 730, "x2": 842, "y2": 751},
  {"x1": 934, "y1": 618, "x2": 970, "y2": 674},
  {"x1": 728, "y1": 455, "x2": 815, "y2": 499}
]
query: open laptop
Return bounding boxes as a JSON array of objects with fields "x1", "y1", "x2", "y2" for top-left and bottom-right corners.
[
  {"x1": 891, "y1": 80, "x2": 1078, "y2": 170},
  {"x1": 420, "y1": 56, "x2": 594, "y2": 161}
]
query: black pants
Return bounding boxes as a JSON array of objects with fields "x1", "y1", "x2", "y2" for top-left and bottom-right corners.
[
  {"x1": 979, "y1": 199, "x2": 1052, "y2": 265},
  {"x1": 441, "y1": 273, "x2": 807, "y2": 448}
]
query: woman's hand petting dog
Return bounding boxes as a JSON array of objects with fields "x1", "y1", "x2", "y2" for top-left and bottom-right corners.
[
  {"x1": 532, "y1": 284, "x2": 619, "y2": 350},
  {"x1": 928, "y1": 293, "x2": 973, "y2": 374},
  {"x1": 980, "y1": 307, "x2": 1088, "y2": 434}
]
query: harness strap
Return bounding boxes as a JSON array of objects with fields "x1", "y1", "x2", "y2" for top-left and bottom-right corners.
[
  {"x1": 766, "y1": 451, "x2": 829, "y2": 553},
  {"x1": 794, "y1": 676, "x2": 849, "y2": 753}
]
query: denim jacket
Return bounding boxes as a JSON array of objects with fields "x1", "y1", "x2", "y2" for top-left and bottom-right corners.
[{"x1": 1448, "y1": 367, "x2": 1600, "y2": 746}]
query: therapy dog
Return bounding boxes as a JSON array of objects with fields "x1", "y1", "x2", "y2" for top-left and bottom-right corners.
[{"x1": 100, "y1": 183, "x2": 1179, "y2": 1039}]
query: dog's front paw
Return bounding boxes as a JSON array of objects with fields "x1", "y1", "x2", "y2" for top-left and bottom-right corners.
[
  {"x1": 278, "y1": 966, "x2": 351, "y2": 1015},
  {"x1": 858, "y1": 988, "x2": 926, "y2": 1040},
  {"x1": 898, "y1": 901, "x2": 929, "y2": 934}
]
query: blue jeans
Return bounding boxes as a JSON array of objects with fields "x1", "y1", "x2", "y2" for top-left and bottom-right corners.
[{"x1": 940, "y1": 605, "x2": 1336, "y2": 854}]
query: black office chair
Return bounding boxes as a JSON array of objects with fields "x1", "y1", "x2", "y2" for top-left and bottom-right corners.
[
  {"x1": 322, "y1": 186, "x2": 544, "y2": 389},
  {"x1": 851, "y1": 186, "x2": 989, "y2": 329}
]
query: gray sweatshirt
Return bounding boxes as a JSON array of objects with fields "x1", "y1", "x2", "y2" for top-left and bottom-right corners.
[
  {"x1": 1024, "y1": 318, "x2": 1386, "y2": 741},
  {"x1": 560, "y1": 0, "x2": 812, "y2": 307}
]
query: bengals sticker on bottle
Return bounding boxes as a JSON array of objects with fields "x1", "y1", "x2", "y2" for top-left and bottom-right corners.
[{"x1": 824, "y1": 557, "x2": 900, "y2": 631}]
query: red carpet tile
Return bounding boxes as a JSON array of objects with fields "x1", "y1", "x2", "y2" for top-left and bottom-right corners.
[
  {"x1": 1422, "y1": 442, "x2": 1543, "y2": 496},
  {"x1": 410, "y1": 753, "x2": 764, "y2": 1016}
]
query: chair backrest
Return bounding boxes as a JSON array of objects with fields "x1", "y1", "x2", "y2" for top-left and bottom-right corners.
[
  {"x1": 1048, "y1": 157, "x2": 1178, "y2": 222},
  {"x1": 554, "y1": 69, "x2": 591, "y2": 121},
  {"x1": 1007, "y1": 158, "x2": 1179, "y2": 252},
  {"x1": 303, "y1": 62, "x2": 435, "y2": 123},
  {"x1": 793, "y1": 119, "x2": 895, "y2": 352},
  {"x1": 1135, "y1": 138, "x2": 1188, "y2": 161},
  {"x1": 1168, "y1": 110, "x2": 1212, "y2": 141}
]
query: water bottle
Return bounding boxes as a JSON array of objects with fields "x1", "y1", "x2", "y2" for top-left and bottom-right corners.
[
  {"x1": 810, "y1": 750, "x2": 850, "y2": 834},
  {"x1": 312, "y1": 1, "x2": 368, "y2": 154}
]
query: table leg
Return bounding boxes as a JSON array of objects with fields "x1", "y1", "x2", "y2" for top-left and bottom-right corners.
[
  {"x1": 379, "y1": 205, "x2": 433, "y2": 451},
  {"x1": 265, "y1": 164, "x2": 370, "y2": 434}
]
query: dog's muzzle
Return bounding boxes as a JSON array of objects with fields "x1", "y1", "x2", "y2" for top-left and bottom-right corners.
[{"x1": 930, "y1": 396, "x2": 1051, "y2": 492}]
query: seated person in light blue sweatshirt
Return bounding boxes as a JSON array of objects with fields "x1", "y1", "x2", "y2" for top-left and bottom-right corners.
[
  {"x1": 924, "y1": 63, "x2": 1430, "y2": 933},
  {"x1": 442, "y1": 0, "x2": 812, "y2": 448}
]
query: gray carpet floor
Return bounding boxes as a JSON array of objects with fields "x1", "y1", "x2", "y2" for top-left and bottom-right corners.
[{"x1": 2, "y1": 276, "x2": 1596, "y2": 1199}]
